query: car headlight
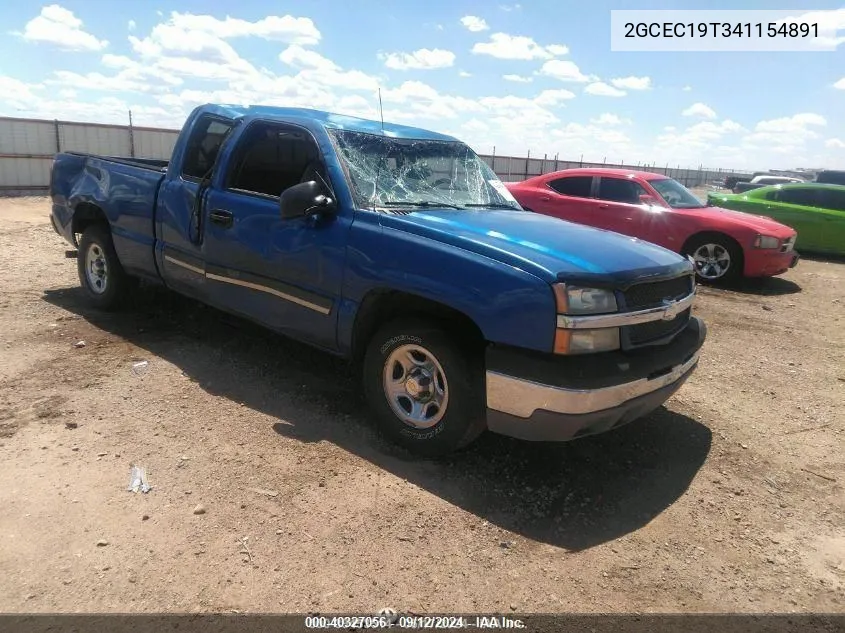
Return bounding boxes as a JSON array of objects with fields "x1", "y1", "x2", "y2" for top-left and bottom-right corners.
[
  {"x1": 554, "y1": 328, "x2": 620, "y2": 355},
  {"x1": 753, "y1": 235, "x2": 780, "y2": 249},
  {"x1": 553, "y1": 284, "x2": 618, "y2": 315}
]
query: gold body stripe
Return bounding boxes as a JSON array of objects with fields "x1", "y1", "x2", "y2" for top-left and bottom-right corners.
[{"x1": 164, "y1": 256, "x2": 330, "y2": 315}]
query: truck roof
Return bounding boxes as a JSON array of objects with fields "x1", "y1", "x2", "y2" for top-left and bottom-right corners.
[{"x1": 201, "y1": 103, "x2": 460, "y2": 143}]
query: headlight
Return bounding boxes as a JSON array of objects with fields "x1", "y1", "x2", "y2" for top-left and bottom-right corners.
[
  {"x1": 753, "y1": 235, "x2": 780, "y2": 249},
  {"x1": 553, "y1": 284, "x2": 618, "y2": 315},
  {"x1": 554, "y1": 328, "x2": 620, "y2": 355}
]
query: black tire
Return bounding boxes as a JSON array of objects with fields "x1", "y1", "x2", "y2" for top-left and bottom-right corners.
[
  {"x1": 683, "y1": 234, "x2": 743, "y2": 285},
  {"x1": 362, "y1": 319, "x2": 486, "y2": 457},
  {"x1": 77, "y1": 224, "x2": 132, "y2": 310}
]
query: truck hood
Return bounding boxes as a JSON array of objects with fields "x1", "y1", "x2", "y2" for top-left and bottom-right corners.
[
  {"x1": 699, "y1": 199, "x2": 796, "y2": 236},
  {"x1": 379, "y1": 208, "x2": 692, "y2": 285}
]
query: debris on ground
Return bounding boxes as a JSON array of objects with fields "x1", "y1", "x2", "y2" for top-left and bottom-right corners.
[
  {"x1": 192, "y1": 504, "x2": 206, "y2": 515},
  {"x1": 73, "y1": 341, "x2": 86, "y2": 348},
  {"x1": 96, "y1": 540, "x2": 109, "y2": 547},
  {"x1": 249, "y1": 487, "x2": 279, "y2": 498},
  {"x1": 64, "y1": 421, "x2": 78, "y2": 429},
  {"x1": 126, "y1": 465, "x2": 152, "y2": 493},
  {"x1": 131, "y1": 360, "x2": 149, "y2": 376}
]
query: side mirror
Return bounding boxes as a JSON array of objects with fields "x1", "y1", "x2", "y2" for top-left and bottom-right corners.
[
  {"x1": 279, "y1": 181, "x2": 336, "y2": 220},
  {"x1": 639, "y1": 194, "x2": 659, "y2": 206}
]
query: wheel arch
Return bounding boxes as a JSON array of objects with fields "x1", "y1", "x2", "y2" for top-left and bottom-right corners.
[
  {"x1": 71, "y1": 202, "x2": 110, "y2": 244},
  {"x1": 681, "y1": 230, "x2": 746, "y2": 276},
  {"x1": 350, "y1": 289, "x2": 486, "y2": 368}
]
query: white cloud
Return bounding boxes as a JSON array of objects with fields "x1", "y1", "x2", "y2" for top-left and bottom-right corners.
[
  {"x1": 19, "y1": 4, "x2": 108, "y2": 51},
  {"x1": 459, "y1": 71, "x2": 472, "y2": 78},
  {"x1": 834, "y1": 77, "x2": 845, "y2": 89},
  {"x1": 499, "y1": 4, "x2": 522, "y2": 11},
  {"x1": 166, "y1": 11, "x2": 320, "y2": 45},
  {"x1": 538, "y1": 60, "x2": 592, "y2": 82},
  {"x1": 533, "y1": 89, "x2": 575, "y2": 107},
  {"x1": 682, "y1": 102, "x2": 717, "y2": 119},
  {"x1": 128, "y1": 20, "x2": 136, "y2": 31},
  {"x1": 610, "y1": 76, "x2": 651, "y2": 90},
  {"x1": 460, "y1": 16, "x2": 489, "y2": 32},
  {"x1": 382, "y1": 48, "x2": 455, "y2": 70},
  {"x1": 682, "y1": 85, "x2": 692, "y2": 92},
  {"x1": 591, "y1": 113, "x2": 628, "y2": 126},
  {"x1": 280, "y1": 45, "x2": 338, "y2": 71},
  {"x1": 472, "y1": 33, "x2": 566, "y2": 60},
  {"x1": 826, "y1": 138, "x2": 845, "y2": 149},
  {"x1": 545, "y1": 44, "x2": 569, "y2": 56},
  {"x1": 585, "y1": 82, "x2": 626, "y2": 97},
  {"x1": 503, "y1": 74, "x2": 532, "y2": 83}
]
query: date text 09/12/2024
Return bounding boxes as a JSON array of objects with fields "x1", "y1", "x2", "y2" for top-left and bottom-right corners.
[{"x1": 304, "y1": 615, "x2": 526, "y2": 629}]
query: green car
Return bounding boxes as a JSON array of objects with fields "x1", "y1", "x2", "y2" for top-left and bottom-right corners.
[{"x1": 707, "y1": 183, "x2": 845, "y2": 256}]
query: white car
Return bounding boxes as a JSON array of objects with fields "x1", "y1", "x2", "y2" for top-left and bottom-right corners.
[{"x1": 749, "y1": 175, "x2": 804, "y2": 185}]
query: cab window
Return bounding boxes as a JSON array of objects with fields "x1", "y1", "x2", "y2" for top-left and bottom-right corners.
[
  {"x1": 597, "y1": 177, "x2": 648, "y2": 204},
  {"x1": 548, "y1": 176, "x2": 593, "y2": 198}
]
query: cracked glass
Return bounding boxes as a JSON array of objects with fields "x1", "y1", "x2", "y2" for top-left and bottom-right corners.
[{"x1": 327, "y1": 129, "x2": 522, "y2": 212}]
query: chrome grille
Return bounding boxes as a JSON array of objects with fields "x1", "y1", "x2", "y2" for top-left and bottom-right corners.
[{"x1": 625, "y1": 308, "x2": 691, "y2": 347}]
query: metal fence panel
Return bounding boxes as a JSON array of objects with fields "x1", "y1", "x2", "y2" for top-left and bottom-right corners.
[
  {"x1": 0, "y1": 119, "x2": 56, "y2": 155},
  {"x1": 0, "y1": 156, "x2": 52, "y2": 188},
  {"x1": 59, "y1": 123, "x2": 132, "y2": 156},
  {"x1": 134, "y1": 129, "x2": 179, "y2": 160}
]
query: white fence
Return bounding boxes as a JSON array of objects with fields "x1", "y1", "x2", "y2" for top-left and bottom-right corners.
[
  {"x1": 0, "y1": 116, "x2": 178, "y2": 195},
  {"x1": 0, "y1": 115, "x2": 750, "y2": 195}
]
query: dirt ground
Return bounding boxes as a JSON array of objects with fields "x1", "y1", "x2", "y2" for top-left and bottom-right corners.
[{"x1": 0, "y1": 197, "x2": 842, "y2": 614}]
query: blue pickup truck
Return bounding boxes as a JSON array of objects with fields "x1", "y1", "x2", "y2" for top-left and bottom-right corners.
[{"x1": 50, "y1": 103, "x2": 706, "y2": 456}]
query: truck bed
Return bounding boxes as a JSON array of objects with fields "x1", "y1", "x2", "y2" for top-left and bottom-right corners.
[{"x1": 50, "y1": 152, "x2": 167, "y2": 280}]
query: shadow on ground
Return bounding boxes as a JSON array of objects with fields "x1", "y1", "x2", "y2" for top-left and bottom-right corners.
[
  {"x1": 701, "y1": 276, "x2": 802, "y2": 296},
  {"x1": 43, "y1": 285, "x2": 712, "y2": 551}
]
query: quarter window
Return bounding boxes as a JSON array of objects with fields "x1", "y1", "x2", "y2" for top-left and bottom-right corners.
[
  {"x1": 181, "y1": 117, "x2": 235, "y2": 180},
  {"x1": 548, "y1": 176, "x2": 593, "y2": 198}
]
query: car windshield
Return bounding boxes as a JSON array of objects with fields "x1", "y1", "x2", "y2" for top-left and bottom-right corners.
[
  {"x1": 650, "y1": 178, "x2": 706, "y2": 209},
  {"x1": 327, "y1": 129, "x2": 521, "y2": 211}
]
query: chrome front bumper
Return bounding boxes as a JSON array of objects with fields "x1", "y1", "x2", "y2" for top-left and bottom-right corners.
[{"x1": 485, "y1": 350, "x2": 701, "y2": 442}]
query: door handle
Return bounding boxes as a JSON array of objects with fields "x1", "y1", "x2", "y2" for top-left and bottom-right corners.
[
  {"x1": 209, "y1": 209, "x2": 234, "y2": 228},
  {"x1": 598, "y1": 204, "x2": 609, "y2": 209},
  {"x1": 540, "y1": 196, "x2": 550, "y2": 201}
]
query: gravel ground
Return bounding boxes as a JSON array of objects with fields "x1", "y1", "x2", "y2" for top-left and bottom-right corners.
[{"x1": 0, "y1": 197, "x2": 842, "y2": 614}]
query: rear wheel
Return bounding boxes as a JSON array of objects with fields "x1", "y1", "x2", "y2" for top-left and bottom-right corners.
[
  {"x1": 684, "y1": 234, "x2": 743, "y2": 284},
  {"x1": 362, "y1": 320, "x2": 486, "y2": 456},
  {"x1": 77, "y1": 224, "x2": 132, "y2": 310}
]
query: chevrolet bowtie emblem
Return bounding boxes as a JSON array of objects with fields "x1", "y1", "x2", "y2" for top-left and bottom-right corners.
[{"x1": 661, "y1": 298, "x2": 682, "y2": 320}]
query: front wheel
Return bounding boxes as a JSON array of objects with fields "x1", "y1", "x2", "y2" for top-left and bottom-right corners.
[
  {"x1": 362, "y1": 320, "x2": 486, "y2": 456},
  {"x1": 77, "y1": 224, "x2": 132, "y2": 310},
  {"x1": 684, "y1": 235, "x2": 743, "y2": 284}
]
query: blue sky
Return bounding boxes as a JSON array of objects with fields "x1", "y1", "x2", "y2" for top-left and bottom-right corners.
[{"x1": 1, "y1": 1, "x2": 844, "y2": 169}]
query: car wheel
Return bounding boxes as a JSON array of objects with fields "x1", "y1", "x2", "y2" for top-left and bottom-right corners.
[
  {"x1": 684, "y1": 234, "x2": 743, "y2": 284},
  {"x1": 77, "y1": 224, "x2": 132, "y2": 310},
  {"x1": 362, "y1": 319, "x2": 486, "y2": 457}
]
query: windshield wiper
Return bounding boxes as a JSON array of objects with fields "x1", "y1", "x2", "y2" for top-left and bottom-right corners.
[
  {"x1": 380, "y1": 200, "x2": 463, "y2": 210},
  {"x1": 463, "y1": 203, "x2": 519, "y2": 209}
]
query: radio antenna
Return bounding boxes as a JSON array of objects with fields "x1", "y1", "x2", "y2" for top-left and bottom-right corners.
[
  {"x1": 372, "y1": 88, "x2": 385, "y2": 212},
  {"x1": 378, "y1": 88, "x2": 385, "y2": 133}
]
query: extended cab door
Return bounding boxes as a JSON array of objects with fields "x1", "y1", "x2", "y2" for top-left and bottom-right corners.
[
  {"x1": 592, "y1": 176, "x2": 651, "y2": 238},
  {"x1": 156, "y1": 114, "x2": 236, "y2": 301},
  {"x1": 199, "y1": 120, "x2": 352, "y2": 351}
]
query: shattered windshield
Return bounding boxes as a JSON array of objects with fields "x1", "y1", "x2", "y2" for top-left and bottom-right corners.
[{"x1": 327, "y1": 129, "x2": 522, "y2": 211}]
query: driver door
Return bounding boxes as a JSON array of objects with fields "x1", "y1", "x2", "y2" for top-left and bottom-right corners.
[{"x1": 201, "y1": 121, "x2": 353, "y2": 350}]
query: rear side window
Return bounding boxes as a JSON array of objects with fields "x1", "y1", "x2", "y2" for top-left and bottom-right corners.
[
  {"x1": 549, "y1": 176, "x2": 593, "y2": 198},
  {"x1": 182, "y1": 117, "x2": 235, "y2": 180},
  {"x1": 597, "y1": 177, "x2": 648, "y2": 204},
  {"x1": 819, "y1": 188, "x2": 845, "y2": 211},
  {"x1": 777, "y1": 188, "x2": 818, "y2": 207}
]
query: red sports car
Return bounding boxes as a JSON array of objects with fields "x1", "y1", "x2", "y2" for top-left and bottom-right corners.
[{"x1": 505, "y1": 168, "x2": 799, "y2": 283}]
